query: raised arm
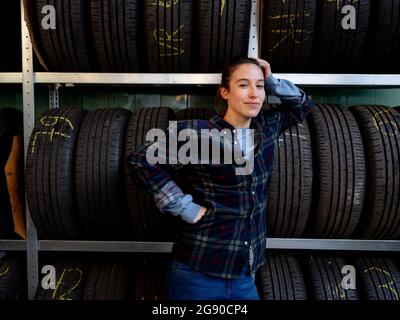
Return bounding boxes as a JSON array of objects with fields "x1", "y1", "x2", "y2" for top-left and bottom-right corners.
[{"x1": 257, "y1": 59, "x2": 315, "y2": 133}]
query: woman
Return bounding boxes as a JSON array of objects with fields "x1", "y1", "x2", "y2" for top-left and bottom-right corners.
[{"x1": 127, "y1": 56, "x2": 315, "y2": 300}]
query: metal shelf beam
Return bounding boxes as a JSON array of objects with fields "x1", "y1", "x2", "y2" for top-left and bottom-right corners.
[
  {"x1": 0, "y1": 73, "x2": 22, "y2": 83},
  {"x1": 35, "y1": 73, "x2": 222, "y2": 85},
  {"x1": 33, "y1": 72, "x2": 400, "y2": 86},
  {"x1": 35, "y1": 239, "x2": 400, "y2": 252},
  {"x1": 0, "y1": 240, "x2": 26, "y2": 251}
]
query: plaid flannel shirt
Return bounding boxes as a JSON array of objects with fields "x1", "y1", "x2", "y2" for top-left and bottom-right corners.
[{"x1": 127, "y1": 76, "x2": 315, "y2": 279}]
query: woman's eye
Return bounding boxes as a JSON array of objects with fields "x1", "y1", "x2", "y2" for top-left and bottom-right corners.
[
  {"x1": 239, "y1": 84, "x2": 247, "y2": 88},
  {"x1": 257, "y1": 85, "x2": 264, "y2": 89}
]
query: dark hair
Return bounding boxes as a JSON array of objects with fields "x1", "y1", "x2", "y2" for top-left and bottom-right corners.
[{"x1": 217, "y1": 56, "x2": 262, "y2": 112}]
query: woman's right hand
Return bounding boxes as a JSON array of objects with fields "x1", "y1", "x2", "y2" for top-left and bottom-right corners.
[{"x1": 193, "y1": 206, "x2": 208, "y2": 223}]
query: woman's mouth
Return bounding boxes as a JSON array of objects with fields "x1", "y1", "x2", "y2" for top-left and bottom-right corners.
[{"x1": 245, "y1": 102, "x2": 260, "y2": 108}]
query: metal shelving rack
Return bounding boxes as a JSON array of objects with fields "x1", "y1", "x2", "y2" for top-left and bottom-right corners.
[{"x1": 0, "y1": 0, "x2": 399, "y2": 300}]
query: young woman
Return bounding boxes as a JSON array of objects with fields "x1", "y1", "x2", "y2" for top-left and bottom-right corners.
[{"x1": 127, "y1": 56, "x2": 315, "y2": 300}]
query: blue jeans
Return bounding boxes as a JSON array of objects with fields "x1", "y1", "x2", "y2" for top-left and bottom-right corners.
[{"x1": 165, "y1": 259, "x2": 260, "y2": 300}]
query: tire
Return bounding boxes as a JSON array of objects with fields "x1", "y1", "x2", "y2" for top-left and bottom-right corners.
[
  {"x1": 307, "y1": 104, "x2": 365, "y2": 238},
  {"x1": 267, "y1": 104, "x2": 313, "y2": 237},
  {"x1": 132, "y1": 257, "x2": 167, "y2": 300},
  {"x1": 26, "y1": 108, "x2": 87, "y2": 240},
  {"x1": 349, "y1": 105, "x2": 400, "y2": 239},
  {"x1": 33, "y1": 0, "x2": 94, "y2": 71},
  {"x1": 262, "y1": 0, "x2": 316, "y2": 72},
  {"x1": 176, "y1": 107, "x2": 217, "y2": 121},
  {"x1": 256, "y1": 252, "x2": 307, "y2": 300},
  {"x1": 354, "y1": 256, "x2": 400, "y2": 300},
  {"x1": 362, "y1": 0, "x2": 400, "y2": 73},
  {"x1": 90, "y1": 0, "x2": 140, "y2": 72},
  {"x1": 144, "y1": 0, "x2": 193, "y2": 72},
  {"x1": 83, "y1": 261, "x2": 128, "y2": 300},
  {"x1": 0, "y1": 255, "x2": 24, "y2": 300},
  {"x1": 35, "y1": 258, "x2": 88, "y2": 300},
  {"x1": 312, "y1": 0, "x2": 370, "y2": 72},
  {"x1": 0, "y1": 108, "x2": 23, "y2": 238},
  {"x1": 124, "y1": 107, "x2": 178, "y2": 241},
  {"x1": 197, "y1": 0, "x2": 251, "y2": 72},
  {"x1": 75, "y1": 108, "x2": 131, "y2": 240},
  {"x1": 306, "y1": 254, "x2": 359, "y2": 300}
]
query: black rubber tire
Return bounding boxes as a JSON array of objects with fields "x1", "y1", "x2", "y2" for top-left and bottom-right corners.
[
  {"x1": 349, "y1": 105, "x2": 400, "y2": 239},
  {"x1": 124, "y1": 107, "x2": 178, "y2": 241},
  {"x1": 75, "y1": 108, "x2": 131, "y2": 240},
  {"x1": 0, "y1": 255, "x2": 24, "y2": 300},
  {"x1": 312, "y1": 0, "x2": 370, "y2": 72},
  {"x1": 132, "y1": 257, "x2": 167, "y2": 300},
  {"x1": 307, "y1": 104, "x2": 365, "y2": 238},
  {"x1": 90, "y1": 0, "x2": 140, "y2": 72},
  {"x1": 256, "y1": 252, "x2": 307, "y2": 300},
  {"x1": 33, "y1": 0, "x2": 94, "y2": 71},
  {"x1": 354, "y1": 256, "x2": 400, "y2": 300},
  {"x1": 262, "y1": 0, "x2": 317, "y2": 72},
  {"x1": 361, "y1": 0, "x2": 400, "y2": 73},
  {"x1": 176, "y1": 107, "x2": 217, "y2": 121},
  {"x1": 35, "y1": 258, "x2": 88, "y2": 300},
  {"x1": 143, "y1": 0, "x2": 193, "y2": 72},
  {"x1": 0, "y1": 108, "x2": 23, "y2": 238},
  {"x1": 83, "y1": 261, "x2": 128, "y2": 300},
  {"x1": 26, "y1": 108, "x2": 87, "y2": 240},
  {"x1": 197, "y1": 0, "x2": 251, "y2": 72},
  {"x1": 306, "y1": 254, "x2": 359, "y2": 300},
  {"x1": 267, "y1": 104, "x2": 313, "y2": 237}
]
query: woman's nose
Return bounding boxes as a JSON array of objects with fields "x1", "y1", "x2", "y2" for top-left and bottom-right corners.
[{"x1": 249, "y1": 86, "x2": 257, "y2": 98}]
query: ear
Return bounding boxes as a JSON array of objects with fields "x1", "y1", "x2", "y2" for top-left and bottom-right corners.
[{"x1": 220, "y1": 86, "x2": 229, "y2": 100}]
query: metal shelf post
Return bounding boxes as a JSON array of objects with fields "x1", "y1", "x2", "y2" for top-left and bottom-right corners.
[{"x1": 21, "y1": 0, "x2": 38, "y2": 300}]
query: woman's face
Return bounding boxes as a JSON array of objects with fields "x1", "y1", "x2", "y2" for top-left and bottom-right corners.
[{"x1": 220, "y1": 63, "x2": 266, "y2": 122}]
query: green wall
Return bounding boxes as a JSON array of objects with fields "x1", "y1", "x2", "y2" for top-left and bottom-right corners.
[{"x1": 0, "y1": 85, "x2": 399, "y2": 119}]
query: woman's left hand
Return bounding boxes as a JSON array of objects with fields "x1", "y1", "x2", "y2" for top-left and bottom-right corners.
[{"x1": 256, "y1": 58, "x2": 272, "y2": 81}]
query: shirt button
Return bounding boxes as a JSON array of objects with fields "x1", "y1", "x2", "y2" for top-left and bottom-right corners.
[
  {"x1": 244, "y1": 241, "x2": 248, "y2": 245},
  {"x1": 251, "y1": 191, "x2": 255, "y2": 195},
  {"x1": 223, "y1": 130, "x2": 227, "y2": 135},
  {"x1": 234, "y1": 141, "x2": 238, "y2": 145},
  {"x1": 233, "y1": 129, "x2": 236, "y2": 133}
]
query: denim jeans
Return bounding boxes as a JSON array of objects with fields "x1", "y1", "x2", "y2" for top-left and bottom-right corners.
[{"x1": 165, "y1": 259, "x2": 260, "y2": 300}]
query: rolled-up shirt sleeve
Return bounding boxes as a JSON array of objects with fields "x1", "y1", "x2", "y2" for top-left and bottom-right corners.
[
  {"x1": 265, "y1": 75, "x2": 315, "y2": 133},
  {"x1": 127, "y1": 123, "x2": 201, "y2": 224}
]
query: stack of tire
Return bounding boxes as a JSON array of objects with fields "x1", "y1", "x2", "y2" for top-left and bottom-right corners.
[
  {"x1": 23, "y1": 0, "x2": 400, "y2": 73},
  {"x1": 261, "y1": 0, "x2": 400, "y2": 73},
  {"x1": 267, "y1": 104, "x2": 400, "y2": 240},
  {"x1": 256, "y1": 252, "x2": 400, "y2": 301},
  {"x1": 26, "y1": 106, "x2": 181, "y2": 241},
  {"x1": 34, "y1": 254, "x2": 167, "y2": 300},
  {"x1": 25, "y1": 104, "x2": 400, "y2": 241},
  {"x1": 30, "y1": 252, "x2": 400, "y2": 300},
  {"x1": 25, "y1": 0, "x2": 251, "y2": 72}
]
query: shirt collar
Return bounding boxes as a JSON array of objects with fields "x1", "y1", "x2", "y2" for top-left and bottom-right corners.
[{"x1": 210, "y1": 113, "x2": 262, "y2": 133}]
